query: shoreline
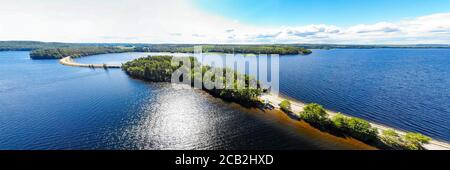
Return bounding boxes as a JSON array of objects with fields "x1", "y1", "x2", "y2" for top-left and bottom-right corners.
[
  {"x1": 59, "y1": 56, "x2": 122, "y2": 68},
  {"x1": 246, "y1": 105, "x2": 378, "y2": 150},
  {"x1": 260, "y1": 93, "x2": 450, "y2": 150},
  {"x1": 192, "y1": 89, "x2": 377, "y2": 150}
]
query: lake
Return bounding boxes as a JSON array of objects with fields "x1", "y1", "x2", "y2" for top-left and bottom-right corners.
[
  {"x1": 0, "y1": 49, "x2": 449, "y2": 150},
  {"x1": 0, "y1": 51, "x2": 369, "y2": 150}
]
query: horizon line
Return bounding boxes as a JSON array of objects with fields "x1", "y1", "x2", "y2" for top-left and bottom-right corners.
[{"x1": 1, "y1": 40, "x2": 450, "y2": 46}]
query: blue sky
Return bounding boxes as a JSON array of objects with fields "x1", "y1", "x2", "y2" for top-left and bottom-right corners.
[
  {"x1": 1, "y1": 0, "x2": 450, "y2": 44},
  {"x1": 194, "y1": 0, "x2": 450, "y2": 26}
]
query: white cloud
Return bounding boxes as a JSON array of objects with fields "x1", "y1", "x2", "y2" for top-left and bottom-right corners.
[
  {"x1": 258, "y1": 13, "x2": 450, "y2": 44},
  {"x1": 348, "y1": 22, "x2": 401, "y2": 34},
  {"x1": 0, "y1": 0, "x2": 449, "y2": 44}
]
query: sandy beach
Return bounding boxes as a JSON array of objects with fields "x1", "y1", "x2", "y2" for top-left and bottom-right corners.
[{"x1": 59, "y1": 56, "x2": 122, "y2": 68}]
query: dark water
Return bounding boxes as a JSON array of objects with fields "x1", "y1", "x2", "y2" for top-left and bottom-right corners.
[
  {"x1": 1, "y1": 51, "x2": 351, "y2": 150},
  {"x1": 1, "y1": 49, "x2": 449, "y2": 150}
]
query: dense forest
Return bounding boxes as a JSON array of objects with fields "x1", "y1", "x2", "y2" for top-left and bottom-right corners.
[
  {"x1": 29, "y1": 47, "x2": 134, "y2": 59},
  {"x1": 0, "y1": 41, "x2": 74, "y2": 51},
  {"x1": 0, "y1": 41, "x2": 123, "y2": 51},
  {"x1": 6, "y1": 41, "x2": 450, "y2": 60},
  {"x1": 202, "y1": 45, "x2": 312, "y2": 54},
  {"x1": 122, "y1": 56, "x2": 264, "y2": 105},
  {"x1": 28, "y1": 44, "x2": 312, "y2": 59},
  {"x1": 135, "y1": 44, "x2": 312, "y2": 55},
  {"x1": 2, "y1": 41, "x2": 449, "y2": 53},
  {"x1": 295, "y1": 44, "x2": 450, "y2": 49}
]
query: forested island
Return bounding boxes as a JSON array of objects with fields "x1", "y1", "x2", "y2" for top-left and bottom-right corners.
[
  {"x1": 135, "y1": 44, "x2": 312, "y2": 55},
  {"x1": 30, "y1": 47, "x2": 134, "y2": 59},
  {"x1": 26, "y1": 45, "x2": 313, "y2": 60},
  {"x1": 122, "y1": 56, "x2": 264, "y2": 105},
  {"x1": 29, "y1": 45, "x2": 311, "y2": 59}
]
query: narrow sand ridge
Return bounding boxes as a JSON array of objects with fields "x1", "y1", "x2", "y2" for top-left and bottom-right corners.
[{"x1": 59, "y1": 56, "x2": 121, "y2": 68}]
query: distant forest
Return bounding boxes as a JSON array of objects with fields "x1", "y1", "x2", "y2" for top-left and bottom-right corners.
[
  {"x1": 135, "y1": 44, "x2": 312, "y2": 55},
  {"x1": 2, "y1": 41, "x2": 450, "y2": 59},
  {"x1": 2, "y1": 41, "x2": 449, "y2": 51},
  {"x1": 29, "y1": 47, "x2": 134, "y2": 59},
  {"x1": 0, "y1": 41, "x2": 312, "y2": 59}
]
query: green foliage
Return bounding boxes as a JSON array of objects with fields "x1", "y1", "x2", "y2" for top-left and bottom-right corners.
[
  {"x1": 1, "y1": 41, "x2": 313, "y2": 58},
  {"x1": 379, "y1": 130, "x2": 431, "y2": 150},
  {"x1": 5, "y1": 41, "x2": 449, "y2": 54},
  {"x1": 331, "y1": 113, "x2": 432, "y2": 149},
  {"x1": 0, "y1": 41, "x2": 80, "y2": 51},
  {"x1": 30, "y1": 47, "x2": 133, "y2": 59},
  {"x1": 404, "y1": 133, "x2": 431, "y2": 150},
  {"x1": 330, "y1": 113, "x2": 378, "y2": 143},
  {"x1": 380, "y1": 129, "x2": 404, "y2": 149},
  {"x1": 135, "y1": 44, "x2": 312, "y2": 55},
  {"x1": 300, "y1": 103, "x2": 329, "y2": 125},
  {"x1": 344, "y1": 117, "x2": 378, "y2": 143},
  {"x1": 279, "y1": 100, "x2": 292, "y2": 113},
  {"x1": 331, "y1": 113, "x2": 349, "y2": 130},
  {"x1": 296, "y1": 103, "x2": 431, "y2": 150},
  {"x1": 122, "y1": 56, "x2": 264, "y2": 105}
]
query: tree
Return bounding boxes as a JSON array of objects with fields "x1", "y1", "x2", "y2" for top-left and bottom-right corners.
[
  {"x1": 404, "y1": 133, "x2": 431, "y2": 150},
  {"x1": 30, "y1": 47, "x2": 133, "y2": 59},
  {"x1": 300, "y1": 103, "x2": 328, "y2": 124},
  {"x1": 279, "y1": 100, "x2": 292, "y2": 113},
  {"x1": 331, "y1": 113, "x2": 349, "y2": 130},
  {"x1": 122, "y1": 55, "x2": 264, "y2": 106},
  {"x1": 330, "y1": 112, "x2": 378, "y2": 143},
  {"x1": 345, "y1": 117, "x2": 378, "y2": 143},
  {"x1": 380, "y1": 129, "x2": 404, "y2": 150}
]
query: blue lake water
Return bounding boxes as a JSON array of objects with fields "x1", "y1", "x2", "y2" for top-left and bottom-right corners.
[
  {"x1": 160, "y1": 49, "x2": 450, "y2": 142},
  {"x1": 0, "y1": 49, "x2": 449, "y2": 149},
  {"x1": 1, "y1": 51, "x2": 364, "y2": 150},
  {"x1": 278, "y1": 49, "x2": 450, "y2": 142}
]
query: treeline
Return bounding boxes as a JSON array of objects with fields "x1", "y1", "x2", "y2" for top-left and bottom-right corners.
[
  {"x1": 135, "y1": 45, "x2": 312, "y2": 55},
  {"x1": 3, "y1": 41, "x2": 449, "y2": 53},
  {"x1": 0, "y1": 41, "x2": 121, "y2": 51},
  {"x1": 29, "y1": 45, "x2": 311, "y2": 59},
  {"x1": 122, "y1": 56, "x2": 264, "y2": 105},
  {"x1": 30, "y1": 47, "x2": 133, "y2": 59},
  {"x1": 279, "y1": 100, "x2": 431, "y2": 150},
  {"x1": 203, "y1": 45, "x2": 312, "y2": 55},
  {"x1": 2, "y1": 41, "x2": 313, "y2": 58},
  {"x1": 296, "y1": 44, "x2": 450, "y2": 49},
  {"x1": 0, "y1": 41, "x2": 74, "y2": 51}
]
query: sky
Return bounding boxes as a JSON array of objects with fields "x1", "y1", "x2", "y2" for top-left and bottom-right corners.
[
  {"x1": 1, "y1": 0, "x2": 450, "y2": 44},
  {"x1": 195, "y1": 0, "x2": 450, "y2": 27}
]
